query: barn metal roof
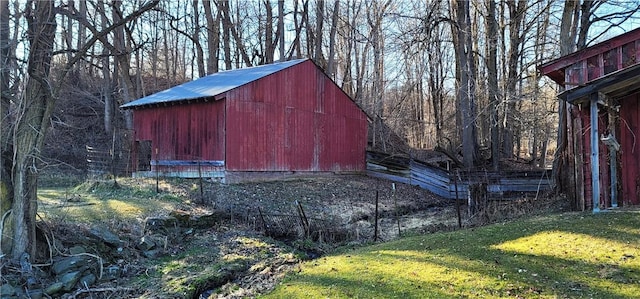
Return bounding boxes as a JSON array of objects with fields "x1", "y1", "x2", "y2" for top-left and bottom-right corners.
[{"x1": 121, "y1": 59, "x2": 307, "y2": 109}]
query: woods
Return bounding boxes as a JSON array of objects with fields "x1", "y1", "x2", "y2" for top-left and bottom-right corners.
[{"x1": 1, "y1": 0, "x2": 639, "y2": 264}]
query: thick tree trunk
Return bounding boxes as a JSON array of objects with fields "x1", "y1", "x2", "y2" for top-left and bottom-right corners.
[
  {"x1": 202, "y1": 0, "x2": 221, "y2": 75},
  {"x1": 10, "y1": 0, "x2": 57, "y2": 259},
  {"x1": 503, "y1": 0, "x2": 525, "y2": 159},
  {"x1": 454, "y1": 0, "x2": 478, "y2": 168},
  {"x1": 112, "y1": 1, "x2": 136, "y2": 130},
  {"x1": 1, "y1": 0, "x2": 15, "y2": 255},
  {"x1": 553, "y1": 0, "x2": 579, "y2": 199},
  {"x1": 217, "y1": 1, "x2": 231, "y2": 70},
  {"x1": 486, "y1": 0, "x2": 499, "y2": 170},
  {"x1": 278, "y1": 0, "x2": 285, "y2": 61}
]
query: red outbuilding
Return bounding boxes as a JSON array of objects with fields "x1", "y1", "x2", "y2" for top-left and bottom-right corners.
[
  {"x1": 121, "y1": 59, "x2": 368, "y2": 183},
  {"x1": 540, "y1": 27, "x2": 640, "y2": 211}
]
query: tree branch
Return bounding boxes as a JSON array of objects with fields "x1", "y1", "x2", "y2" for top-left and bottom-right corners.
[{"x1": 53, "y1": 0, "x2": 160, "y2": 95}]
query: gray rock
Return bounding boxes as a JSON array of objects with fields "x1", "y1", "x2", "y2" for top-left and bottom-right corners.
[
  {"x1": 79, "y1": 273, "x2": 97, "y2": 287},
  {"x1": 0, "y1": 283, "x2": 16, "y2": 297},
  {"x1": 26, "y1": 289, "x2": 43, "y2": 299},
  {"x1": 44, "y1": 282, "x2": 64, "y2": 295},
  {"x1": 60, "y1": 270, "x2": 83, "y2": 291},
  {"x1": 52, "y1": 256, "x2": 89, "y2": 275},
  {"x1": 89, "y1": 226, "x2": 122, "y2": 247},
  {"x1": 68, "y1": 245, "x2": 87, "y2": 255},
  {"x1": 143, "y1": 248, "x2": 163, "y2": 258}
]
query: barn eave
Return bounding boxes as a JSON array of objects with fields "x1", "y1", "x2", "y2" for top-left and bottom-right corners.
[{"x1": 559, "y1": 64, "x2": 640, "y2": 105}]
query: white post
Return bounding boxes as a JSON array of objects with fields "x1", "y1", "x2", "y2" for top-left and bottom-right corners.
[{"x1": 590, "y1": 94, "x2": 600, "y2": 213}]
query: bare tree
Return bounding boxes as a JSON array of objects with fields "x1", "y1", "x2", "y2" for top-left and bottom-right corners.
[
  {"x1": 0, "y1": 0, "x2": 15, "y2": 254},
  {"x1": 486, "y1": 0, "x2": 500, "y2": 169},
  {"x1": 453, "y1": 0, "x2": 479, "y2": 168},
  {"x1": 1, "y1": 0, "x2": 158, "y2": 261}
]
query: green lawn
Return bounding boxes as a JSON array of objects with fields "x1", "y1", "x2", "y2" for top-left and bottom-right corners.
[{"x1": 264, "y1": 210, "x2": 640, "y2": 298}]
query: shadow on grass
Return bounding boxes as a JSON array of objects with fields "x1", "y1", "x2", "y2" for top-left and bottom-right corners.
[{"x1": 267, "y1": 211, "x2": 640, "y2": 298}]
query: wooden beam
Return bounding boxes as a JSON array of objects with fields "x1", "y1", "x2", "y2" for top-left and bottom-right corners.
[{"x1": 590, "y1": 93, "x2": 600, "y2": 213}]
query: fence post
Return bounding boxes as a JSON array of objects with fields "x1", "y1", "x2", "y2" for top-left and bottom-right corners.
[
  {"x1": 296, "y1": 200, "x2": 309, "y2": 238},
  {"x1": 393, "y1": 183, "x2": 401, "y2": 237},
  {"x1": 454, "y1": 169, "x2": 462, "y2": 228},
  {"x1": 258, "y1": 207, "x2": 268, "y2": 236},
  {"x1": 155, "y1": 148, "x2": 159, "y2": 193},
  {"x1": 198, "y1": 160, "x2": 204, "y2": 203},
  {"x1": 374, "y1": 190, "x2": 379, "y2": 242}
]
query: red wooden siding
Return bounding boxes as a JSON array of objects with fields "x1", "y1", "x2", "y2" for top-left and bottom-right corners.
[
  {"x1": 224, "y1": 60, "x2": 367, "y2": 172},
  {"x1": 540, "y1": 28, "x2": 640, "y2": 85},
  {"x1": 133, "y1": 100, "x2": 225, "y2": 163},
  {"x1": 620, "y1": 93, "x2": 640, "y2": 205}
]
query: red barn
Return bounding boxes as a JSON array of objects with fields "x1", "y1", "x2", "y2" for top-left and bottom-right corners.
[
  {"x1": 121, "y1": 59, "x2": 368, "y2": 183},
  {"x1": 540, "y1": 28, "x2": 640, "y2": 211}
]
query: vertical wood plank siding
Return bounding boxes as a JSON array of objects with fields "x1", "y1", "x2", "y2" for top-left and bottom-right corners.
[
  {"x1": 620, "y1": 93, "x2": 640, "y2": 205},
  {"x1": 133, "y1": 100, "x2": 225, "y2": 162},
  {"x1": 225, "y1": 60, "x2": 367, "y2": 172}
]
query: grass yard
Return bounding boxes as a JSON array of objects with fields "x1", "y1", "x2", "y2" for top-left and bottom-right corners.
[
  {"x1": 37, "y1": 178, "x2": 186, "y2": 224},
  {"x1": 264, "y1": 210, "x2": 640, "y2": 298}
]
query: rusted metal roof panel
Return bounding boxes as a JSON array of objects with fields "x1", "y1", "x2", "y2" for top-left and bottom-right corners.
[{"x1": 121, "y1": 59, "x2": 307, "y2": 108}]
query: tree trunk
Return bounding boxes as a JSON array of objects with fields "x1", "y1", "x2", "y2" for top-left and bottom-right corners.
[
  {"x1": 111, "y1": 1, "x2": 136, "y2": 130},
  {"x1": 327, "y1": 0, "x2": 339, "y2": 77},
  {"x1": 219, "y1": 1, "x2": 231, "y2": 70},
  {"x1": 486, "y1": 0, "x2": 499, "y2": 170},
  {"x1": 553, "y1": 0, "x2": 579, "y2": 199},
  {"x1": 192, "y1": 0, "x2": 206, "y2": 77},
  {"x1": 264, "y1": 0, "x2": 274, "y2": 64},
  {"x1": 222, "y1": 3, "x2": 252, "y2": 67},
  {"x1": 9, "y1": 0, "x2": 57, "y2": 259},
  {"x1": 454, "y1": 0, "x2": 478, "y2": 168},
  {"x1": 278, "y1": 0, "x2": 285, "y2": 61},
  {"x1": 202, "y1": 0, "x2": 220, "y2": 74},
  {"x1": 99, "y1": 1, "x2": 113, "y2": 134},
  {"x1": 290, "y1": 0, "x2": 304, "y2": 59},
  {"x1": 502, "y1": 0, "x2": 525, "y2": 159},
  {"x1": 1, "y1": 0, "x2": 15, "y2": 255},
  {"x1": 314, "y1": 0, "x2": 325, "y2": 63}
]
